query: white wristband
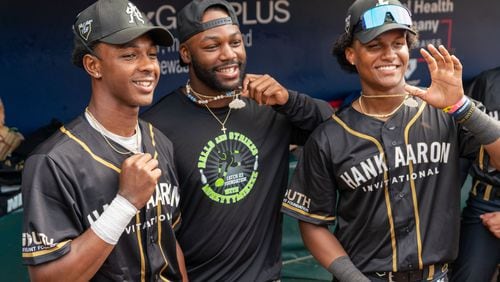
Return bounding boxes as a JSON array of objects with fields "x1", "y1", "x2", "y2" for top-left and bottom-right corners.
[{"x1": 91, "y1": 194, "x2": 137, "y2": 245}]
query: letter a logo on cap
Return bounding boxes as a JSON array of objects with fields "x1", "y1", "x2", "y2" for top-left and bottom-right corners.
[
  {"x1": 126, "y1": 3, "x2": 145, "y2": 24},
  {"x1": 78, "y1": 19, "x2": 93, "y2": 41}
]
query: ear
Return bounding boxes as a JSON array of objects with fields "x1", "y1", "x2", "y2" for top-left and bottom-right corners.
[
  {"x1": 179, "y1": 44, "x2": 191, "y2": 65},
  {"x1": 345, "y1": 47, "x2": 356, "y2": 66},
  {"x1": 82, "y1": 54, "x2": 102, "y2": 79}
]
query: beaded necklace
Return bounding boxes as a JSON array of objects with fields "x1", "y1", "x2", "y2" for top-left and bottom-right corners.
[
  {"x1": 185, "y1": 81, "x2": 246, "y2": 109},
  {"x1": 185, "y1": 83, "x2": 235, "y2": 134}
]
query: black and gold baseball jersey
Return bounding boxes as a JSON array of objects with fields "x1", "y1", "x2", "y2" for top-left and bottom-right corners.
[
  {"x1": 466, "y1": 67, "x2": 500, "y2": 192},
  {"x1": 282, "y1": 98, "x2": 482, "y2": 274},
  {"x1": 21, "y1": 116, "x2": 183, "y2": 281}
]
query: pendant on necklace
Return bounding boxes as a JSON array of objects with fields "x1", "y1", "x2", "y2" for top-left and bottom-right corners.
[
  {"x1": 404, "y1": 96, "x2": 419, "y2": 108},
  {"x1": 221, "y1": 126, "x2": 227, "y2": 134},
  {"x1": 229, "y1": 97, "x2": 246, "y2": 109}
]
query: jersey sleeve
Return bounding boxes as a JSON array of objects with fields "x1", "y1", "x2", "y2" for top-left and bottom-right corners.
[
  {"x1": 22, "y1": 154, "x2": 82, "y2": 265},
  {"x1": 457, "y1": 100, "x2": 491, "y2": 160},
  {"x1": 273, "y1": 91, "x2": 334, "y2": 145},
  {"x1": 282, "y1": 129, "x2": 337, "y2": 225}
]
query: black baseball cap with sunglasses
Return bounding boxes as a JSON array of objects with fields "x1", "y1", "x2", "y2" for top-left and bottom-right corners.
[{"x1": 345, "y1": 0, "x2": 416, "y2": 44}]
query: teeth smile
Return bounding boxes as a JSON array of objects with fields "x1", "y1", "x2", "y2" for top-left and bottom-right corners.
[
  {"x1": 377, "y1": 65, "x2": 397, "y2": 71},
  {"x1": 217, "y1": 66, "x2": 237, "y2": 73},
  {"x1": 135, "y1": 81, "x2": 153, "y2": 87}
]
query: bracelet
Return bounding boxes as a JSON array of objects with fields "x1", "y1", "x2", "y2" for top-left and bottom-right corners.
[
  {"x1": 443, "y1": 96, "x2": 468, "y2": 115},
  {"x1": 451, "y1": 98, "x2": 472, "y2": 118},
  {"x1": 456, "y1": 102, "x2": 475, "y2": 124},
  {"x1": 91, "y1": 194, "x2": 137, "y2": 245}
]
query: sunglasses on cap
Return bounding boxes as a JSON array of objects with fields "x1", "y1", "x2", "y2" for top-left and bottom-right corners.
[{"x1": 360, "y1": 4, "x2": 412, "y2": 31}]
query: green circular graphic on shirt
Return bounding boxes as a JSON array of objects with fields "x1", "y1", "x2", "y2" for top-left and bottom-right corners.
[{"x1": 197, "y1": 131, "x2": 259, "y2": 204}]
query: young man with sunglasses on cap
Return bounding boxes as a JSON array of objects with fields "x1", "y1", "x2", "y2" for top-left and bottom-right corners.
[
  {"x1": 21, "y1": 0, "x2": 187, "y2": 281},
  {"x1": 282, "y1": 0, "x2": 500, "y2": 281},
  {"x1": 141, "y1": 0, "x2": 333, "y2": 280}
]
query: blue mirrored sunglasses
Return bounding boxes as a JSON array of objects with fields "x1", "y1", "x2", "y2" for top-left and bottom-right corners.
[{"x1": 360, "y1": 4, "x2": 412, "y2": 30}]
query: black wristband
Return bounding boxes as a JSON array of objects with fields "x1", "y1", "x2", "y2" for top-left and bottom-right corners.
[{"x1": 459, "y1": 106, "x2": 500, "y2": 145}]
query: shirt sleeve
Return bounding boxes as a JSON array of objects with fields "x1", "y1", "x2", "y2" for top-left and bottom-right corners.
[
  {"x1": 22, "y1": 154, "x2": 82, "y2": 265},
  {"x1": 273, "y1": 91, "x2": 334, "y2": 145},
  {"x1": 282, "y1": 129, "x2": 337, "y2": 225}
]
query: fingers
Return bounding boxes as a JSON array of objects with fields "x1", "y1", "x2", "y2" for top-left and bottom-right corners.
[
  {"x1": 245, "y1": 74, "x2": 272, "y2": 104},
  {"x1": 428, "y1": 44, "x2": 446, "y2": 65},
  {"x1": 243, "y1": 74, "x2": 288, "y2": 105},
  {"x1": 120, "y1": 153, "x2": 162, "y2": 208},
  {"x1": 123, "y1": 153, "x2": 155, "y2": 169},
  {"x1": 419, "y1": 47, "x2": 437, "y2": 73},
  {"x1": 241, "y1": 73, "x2": 261, "y2": 97},
  {"x1": 480, "y1": 212, "x2": 495, "y2": 220},
  {"x1": 451, "y1": 55, "x2": 463, "y2": 73},
  {"x1": 122, "y1": 153, "x2": 161, "y2": 183},
  {"x1": 421, "y1": 44, "x2": 461, "y2": 74},
  {"x1": 404, "y1": 84, "x2": 427, "y2": 99},
  {"x1": 142, "y1": 155, "x2": 162, "y2": 180},
  {"x1": 481, "y1": 212, "x2": 500, "y2": 238}
]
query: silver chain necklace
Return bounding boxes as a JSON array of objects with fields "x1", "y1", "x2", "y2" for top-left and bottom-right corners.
[{"x1": 85, "y1": 107, "x2": 140, "y2": 155}]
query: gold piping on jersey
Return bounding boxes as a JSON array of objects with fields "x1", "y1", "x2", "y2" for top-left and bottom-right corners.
[
  {"x1": 427, "y1": 264, "x2": 435, "y2": 280},
  {"x1": 22, "y1": 240, "x2": 72, "y2": 258},
  {"x1": 478, "y1": 146, "x2": 485, "y2": 170},
  {"x1": 60, "y1": 127, "x2": 121, "y2": 173},
  {"x1": 157, "y1": 201, "x2": 171, "y2": 282},
  {"x1": 282, "y1": 202, "x2": 336, "y2": 221},
  {"x1": 476, "y1": 147, "x2": 495, "y2": 201},
  {"x1": 404, "y1": 101, "x2": 426, "y2": 270},
  {"x1": 149, "y1": 123, "x2": 172, "y2": 282},
  {"x1": 134, "y1": 213, "x2": 146, "y2": 282},
  {"x1": 172, "y1": 214, "x2": 181, "y2": 229},
  {"x1": 332, "y1": 114, "x2": 398, "y2": 272},
  {"x1": 484, "y1": 185, "x2": 493, "y2": 201},
  {"x1": 471, "y1": 180, "x2": 479, "y2": 196},
  {"x1": 150, "y1": 123, "x2": 159, "y2": 160}
]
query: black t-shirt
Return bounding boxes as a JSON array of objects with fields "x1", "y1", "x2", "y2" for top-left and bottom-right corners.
[{"x1": 141, "y1": 87, "x2": 332, "y2": 281}]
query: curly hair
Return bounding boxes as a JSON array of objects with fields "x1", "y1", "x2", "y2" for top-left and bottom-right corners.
[
  {"x1": 332, "y1": 28, "x2": 419, "y2": 74},
  {"x1": 71, "y1": 37, "x2": 99, "y2": 69}
]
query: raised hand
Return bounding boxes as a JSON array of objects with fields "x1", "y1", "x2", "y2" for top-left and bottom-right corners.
[
  {"x1": 404, "y1": 44, "x2": 464, "y2": 109},
  {"x1": 242, "y1": 74, "x2": 289, "y2": 106},
  {"x1": 118, "y1": 153, "x2": 161, "y2": 209}
]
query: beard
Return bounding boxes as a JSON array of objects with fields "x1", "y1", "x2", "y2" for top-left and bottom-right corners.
[{"x1": 191, "y1": 57, "x2": 246, "y2": 92}]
